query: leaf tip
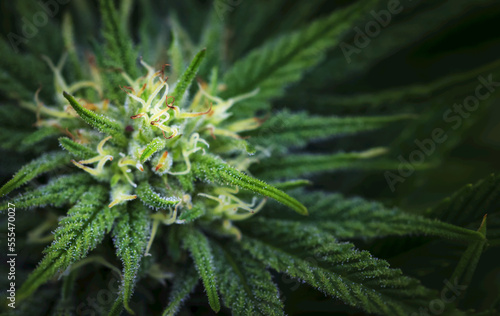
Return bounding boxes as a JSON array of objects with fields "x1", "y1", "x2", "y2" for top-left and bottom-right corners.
[
  {"x1": 298, "y1": 206, "x2": 309, "y2": 216},
  {"x1": 62, "y1": 91, "x2": 71, "y2": 99}
]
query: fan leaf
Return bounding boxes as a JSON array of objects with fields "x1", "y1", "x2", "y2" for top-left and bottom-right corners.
[
  {"x1": 192, "y1": 154, "x2": 308, "y2": 215},
  {"x1": 180, "y1": 226, "x2": 220, "y2": 313},
  {"x1": 0, "y1": 151, "x2": 70, "y2": 197}
]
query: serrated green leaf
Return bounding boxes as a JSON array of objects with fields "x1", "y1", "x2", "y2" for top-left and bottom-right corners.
[
  {"x1": 0, "y1": 174, "x2": 92, "y2": 212},
  {"x1": 140, "y1": 137, "x2": 166, "y2": 163},
  {"x1": 192, "y1": 154, "x2": 308, "y2": 215},
  {"x1": 112, "y1": 201, "x2": 150, "y2": 314},
  {"x1": 209, "y1": 135, "x2": 256, "y2": 155},
  {"x1": 17, "y1": 187, "x2": 118, "y2": 301},
  {"x1": 0, "y1": 39, "x2": 55, "y2": 100},
  {"x1": 63, "y1": 91, "x2": 127, "y2": 146},
  {"x1": 62, "y1": 12, "x2": 84, "y2": 84},
  {"x1": 229, "y1": 0, "x2": 290, "y2": 59},
  {"x1": 447, "y1": 215, "x2": 487, "y2": 293},
  {"x1": 427, "y1": 174, "x2": 500, "y2": 226},
  {"x1": 21, "y1": 126, "x2": 61, "y2": 147},
  {"x1": 14, "y1": 1, "x2": 63, "y2": 58},
  {"x1": 197, "y1": 9, "x2": 224, "y2": 79},
  {"x1": 171, "y1": 48, "x2": 206, "y2": 105},
  {"x1": 0, "y1": 151, "x2": 70, "y2": 197},
  {"x1": 178, "y1": 202, "x2": 205, "y2": 223},
  {"x1": 108, "y1": 295, "x2": 124, "y2": 316},
  {"x1": 168, "y1": 30, "x2": 186, "y2": 79},
  {"x1": 118, "y1": 0, "x2": 134, "y2": 31},
  {"x1": 162, "y1": 264, "x2": 199, "y2": 316},
  {"x1": 99, "y1": 0, "x2": 138, "y2": 79},
  {"x1": 248, "y1": 111, "x2": 415, "y2": 151},
  {"x1": 239, "y1": 220, "x2": 451, "y2": 315},
  {"x1": 180, "y1": 226, "x2": 220, "y2": 313},
  {"x1": 210, "y1": 240, "x2": 284, "y2": 316},
  {"x1": 424, "y1": 173, "x2": 500, "y2": 245},
  {"x1": 136, "y1": 181, "x2": 180, "y2": 210},
  {"x1": 321, "y1": 58, "x2": 500, "y2": 109},
  {"x1": 220, "y1": 0, "x2": 378, "y2": 116},
  {"x1": 272, "y1": 179, "x2": 312, "y2": 191},
  {"x1": 59, "y1": 137, "x2": 98, "y2": 160},
  {"x1": 262, "y1": 191, "x2": 485, "y2": 243},
  {"x1": 252, "y1": 148, "x2": 431, "y2": 179}
]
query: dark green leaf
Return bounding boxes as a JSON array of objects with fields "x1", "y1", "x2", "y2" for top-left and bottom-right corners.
[
  {"x1": 63, "y1": 92, "x2": 127, "y2": 146},
  {"x1": 180, "y1": 226, "x2": 220, "y2": 313},
  {"x1": 192, "y1": 154, "x2": 308, "y2": 215},
  {"x1": 0, "y1": 151, "x2": 70, "y2": 197}
]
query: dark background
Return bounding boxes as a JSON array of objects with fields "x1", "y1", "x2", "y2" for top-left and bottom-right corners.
[{"x1": 1, "y1": 0, "x2": 499, "y2": 315}]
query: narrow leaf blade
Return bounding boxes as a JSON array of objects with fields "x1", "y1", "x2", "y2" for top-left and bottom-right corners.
[
  {"x1": 63, "y1": 91, "x2": 127, "y2": 146},
  {"x1": 17, "y1": 187, "x2": 118, "y2": 301},
  {"x1": 192, "y1": 154, "x2": 308, "y2": 215},
  {"x1": 140, "y1": 137, "x2": 166, "y2": 163},
  {"x1": 210, "y1": 240, "x2": 284, "y2": 315},
  {"x1": 0, "y1": 151, "x2": 70, "y2": 197},
  {"x1": 239, "y1": 220, "x2": 449, "y2": 315},
  {"x1": 162, "y1": 265, "x2": 199, "y2": 316},
  {"x1": 171, "y1": 48, "x2": 206, "y2": 105},
  {"x1": 59, "y1": 137, "x2": 98, "y2": 160},
  {"x1": 136, "y1": 181, "x2": 180, "y2": 210},
  {"x1": 180, "y1": 227, "x2": 220, "y2": 313},
  {"x1": 0, "y1": 174, "x2": 92, "y2": 212},
  {"x1": 112, "y1": 202, "x2": 150, "y2": 313}
]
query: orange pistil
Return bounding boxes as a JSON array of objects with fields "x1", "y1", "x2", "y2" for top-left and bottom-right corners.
[
  {"x1": 160, "y1": 64, "x2": 170, "y2": 81},
  {"x1": 155, "y1": 151, "x2": 169, "y2": 171},
  {"x1": 137, "y1": 83, "x2": 147, "y2": 97},
  {"x1": 63, "y1": 128, "x2": 76, "y2": 141},
  {"x1": 160, "y1": 129, "x2": 178, "y2": 140},
  {"x1": 203, "y1": 126, "x2": 217, "y2": 140},
  {"x1": 131, "y1": 113, "x2": 145, "y2": 119},
  {"x1": 121, "y1": 85, "x2": 135, "y2": 93},
  {"x1": 165, "y1": 96, "x2": 175, "y2": 109},
  {"x1": 181, "y1": 103, "x2": 213, "y2": 118}
]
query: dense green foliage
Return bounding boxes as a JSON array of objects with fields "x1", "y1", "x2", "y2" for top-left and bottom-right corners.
[{"x1": 0, "y1": 0, "x2": 499, "y2": 315}]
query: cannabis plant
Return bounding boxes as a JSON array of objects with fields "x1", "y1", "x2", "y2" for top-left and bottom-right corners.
[{"x1": 1, "y1": 0, "x2": 499, "y2": 315}]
